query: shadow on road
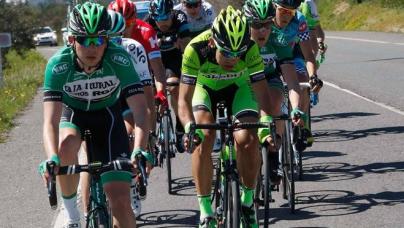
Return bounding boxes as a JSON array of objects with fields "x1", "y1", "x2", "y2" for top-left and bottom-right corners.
[
  {"x1": 313, "y1": 126, "x2": 404, "y2": 142},
  {"x1": 312, "y1": 112, "x2": 378, "y2": 123},
  {"x1": 303, "y1": 150, "x2": 346, "y2": 160},
  {"x1": 170, "y1": 176, "x2": 195, "y2": 196},
  {"x1": 365, "y1": 57, "x2": 404, "y2": 62},
  {"x1": 261, "y1": 189, "x2": 404, "y2": 225},
  {"x1": 302, "y1": 160, "x2": 404, "y2": 182},
  {"x1": 137, "y1": 209, "x2": 198, "y2": 227}
]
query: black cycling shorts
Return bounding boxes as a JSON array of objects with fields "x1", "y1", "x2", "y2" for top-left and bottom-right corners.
[
  {"x1": 59, "y1": 102, "x2": 132, "y2": 184},
  {"x1": 161, "y1": 49, "x2": 182, "y2": 78}
]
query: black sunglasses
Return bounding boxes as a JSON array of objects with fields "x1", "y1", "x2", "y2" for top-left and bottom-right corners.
[{"x1": 184, "y1": 1, "x2": 200, "y2": 8}]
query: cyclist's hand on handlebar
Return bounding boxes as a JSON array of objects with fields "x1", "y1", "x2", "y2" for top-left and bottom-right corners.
[
  {"x1": 318, "y1": 42, "x2": 327, "y2": 54},
  {"x1": 290, "y1": 108, "x2": 306, "y2": 127},
  {"x1": 131, "y1": 149, "x2": 154, "y2": 174},
  {"x1": 38, "y1": 154, "x2": 60, "y2": 187},
  {"x1": 184, "y1": 122, "x2": 205, "y2": 153},
  {"x1": 309, "y1": 74, "x2": 323, "y2": 94},
  {"x1": 154, "y1": 90, "x2": 168, "y2": 114}
]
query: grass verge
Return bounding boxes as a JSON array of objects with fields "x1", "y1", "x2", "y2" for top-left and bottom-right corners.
[
  {"x1": 0, "y1": 49, "x2": 46, "y2": 142},
  {"x1": 318, "y1": 0, "x2": 404, "y2": 33}
]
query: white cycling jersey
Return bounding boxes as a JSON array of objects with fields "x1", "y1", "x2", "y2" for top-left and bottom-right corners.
[
  {"x1": 174, "y1": 1, "x2": 215, "y2": 37},
  {"x1": 121, "y1": 38, "x2": 152, "y2": 86}
]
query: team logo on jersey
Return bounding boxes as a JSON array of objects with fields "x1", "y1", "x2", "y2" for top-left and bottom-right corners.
[
  {"x1": 261, "y1": 54, "x2": 277, "y2": 69},
  {"x1": 202, "y1": 71, "x2": 244, "y2": 80},
  {"x1": 63, "y1": 76, "x2": 120, "y2": 101},
  {"x1": 52, "y1": 62, "x2": 69, "y2": 74},
  {"x1": 299, "y1": 22, "x2": 308, "y2": 32},
  {"x1": 111, "y1": 54, "x2": 130, "y2": 66},
  {"x1": 149, "y1": 35, "x2": 158, "y2": 49}
]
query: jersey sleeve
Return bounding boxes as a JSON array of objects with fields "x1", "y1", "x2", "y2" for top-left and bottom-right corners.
[
  {"x1": 296, "y1": 13, "x2": 310, "y2": 42},
  {"x1": 204, "y1": 2, "x2": 215, "y2": 26},
  {"x1": 123, "y1": 40, "x2": 152, "y2": 86},
  {"x1": 176, "y1": 11, "x2": 191, "y2": 38},
  {"x1": 245, "y1": 43, "x2": 265, "y2": 83},
  {"x1": 139, "y1": 21, "x2": 161, "y2": 60},
  {"x1": 181, "y1": 44, "x2": 200, "y2": 85},
  {"x1": 109, "y1": 48, "x2": 144, "y2": 98},
  {"x1": 43, "y1": 52, "x2": 68, "y2": 102}
]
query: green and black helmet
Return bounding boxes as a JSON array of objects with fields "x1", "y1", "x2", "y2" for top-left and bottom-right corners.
[
  {"x1": 69, "y1": 2, "x2": 111, "y2": 36},
  {"x1": 243, "y1": 0, "x2": 275, "y2": 22},
  {"x1": 211, "y1": 6, "x2": 250, "y2": 53}
]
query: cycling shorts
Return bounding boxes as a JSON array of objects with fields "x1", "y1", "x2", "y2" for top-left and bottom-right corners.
[
  {"x1": 294, "y1": 57, "x2": 308, "y2": 75},
  {"x1": 59, "y1": 102, "x2": 132, "y2": 185},
  {"x1": 266, "y1": 74, "x2": 284, "y2": 90},
  {"x1": 192, "y1": 83, "x2": 259, "y2": 119},
  {"x1": 161, "y1": 49, "x2": 182, "y2": 78}
]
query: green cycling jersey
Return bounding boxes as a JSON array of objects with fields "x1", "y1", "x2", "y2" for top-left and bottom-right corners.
[
  {"x1": 181, "y1": 30, "x2": 265, "y2": 90},
  {"x1": 43, "y1": 42, "x2": 144, "y2": 111}
]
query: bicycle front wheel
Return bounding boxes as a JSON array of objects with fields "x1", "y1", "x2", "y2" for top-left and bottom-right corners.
[
  {"x1": 227, "y1": 178, "x2": 241, "y2": 228},
  {"x1": 261, "y1": 145, "x2": 271, "y2": 227},
  {"x1": 162, "y1": 114, "x2": 173, "y2": 194},
  {"x1": 282, "y1": 122, "x2": 295, "y2": 214}
]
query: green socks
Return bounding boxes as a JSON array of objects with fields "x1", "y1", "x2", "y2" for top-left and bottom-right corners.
[
  {"x1": 198, "y1": 195, "x2": 213, "y2": 220},
  {"x1": 241, "y1": 185, "x2": 254, "y2": 207}
]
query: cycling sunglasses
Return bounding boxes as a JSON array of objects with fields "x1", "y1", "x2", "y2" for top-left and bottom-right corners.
[
  {"x1": 216, "y1": 45, "x2": 245, "y2": 59},
  {"x1": 184, "y1": 1, "x2": 201, "y2": 8},
  {"x1": 250, "y1": 21, "x2": 273, "y2": 30},
  {"x1": 75, "y1": 36, "x2": 108, "y2": 47},
  {"x1": 275, "y1": 3, "x2": 296, "y2": 16},
  {"x1": 153, "y1": 12, "x2": 172, "y2": 22}
]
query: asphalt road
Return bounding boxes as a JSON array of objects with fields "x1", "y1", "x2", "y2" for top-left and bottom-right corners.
[{"x1": 1, "y1": 31, "x2": 404, "y2": 227}]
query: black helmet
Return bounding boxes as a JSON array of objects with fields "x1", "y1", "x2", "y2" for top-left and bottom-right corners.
[{"x1": 273, "y1": 0, "x2": 302, "y2": 9}]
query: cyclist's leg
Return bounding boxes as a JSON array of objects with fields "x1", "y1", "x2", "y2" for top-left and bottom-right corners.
[
  {"x1": 232, "y1": 83, "x2": 260, "y2": 227},
  {"x1": 59, "y1": 106, "x2": 84, "y2": 225},
  {"x1": 192, "y1": 84, "x2": 216, "y2": 224}
]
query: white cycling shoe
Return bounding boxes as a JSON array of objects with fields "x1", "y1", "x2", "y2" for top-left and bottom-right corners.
[{"x1": 130, "y1": 178, "x2": 142, "y2": 218}]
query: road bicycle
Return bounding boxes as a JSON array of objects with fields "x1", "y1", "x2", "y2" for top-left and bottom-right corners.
[
  {"x1": 189, "y1": 102, "x2": 267, "y2": 227},
  {"x1": 46, "y1": 130, "x2": 135, "y2": 228}
]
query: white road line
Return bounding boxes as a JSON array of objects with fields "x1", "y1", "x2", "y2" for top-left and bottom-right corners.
[
  {"x1": 327, "y1": 35, "x2": 404, "y2": 46},
  {"x1": 324, "y1": 81, "x2": 404, "y2": 116}
]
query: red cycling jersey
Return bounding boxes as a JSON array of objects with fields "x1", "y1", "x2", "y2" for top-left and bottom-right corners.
[{"x1": 130, "y1": 19, "x2": 161, "y2": 60}]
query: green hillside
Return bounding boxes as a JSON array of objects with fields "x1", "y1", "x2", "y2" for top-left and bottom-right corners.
[{"x1": 318, "y1": 0, "x2": 404, "y2": 33}]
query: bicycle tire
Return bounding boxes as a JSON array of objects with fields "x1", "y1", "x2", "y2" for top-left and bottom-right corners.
[
  {"x1": 261, "y1": 145, "x2": 270, "y2": 227},
  {"x1": 283, "y1": 122, "x2": 295, "y2": 214},
  {"x1": 86, "y1": 181, "x2": 110, "y2": 228},
  {"x1": 228, "y1": 178, "x2": 241, "y2": 228},
  {"x1": 254, "y1": 170, "x2": 262, "y2": 225},
  {"x1": 162, "y1": 114, "x2": 173, "y2": 194}
]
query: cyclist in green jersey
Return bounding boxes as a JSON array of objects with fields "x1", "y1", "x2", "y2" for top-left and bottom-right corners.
[
  {"x1": 179, "y1": 6, "x2": 272, "y2": 227},
  {"x1": 244, "y1": 0, "x2": 305, "y2": 184},
  {"x1": 299, "y1": 0, "x2": 326, "y2": 59},
  {"x1": 39, "y1": 2, "x2": 149, "y2": 227}
]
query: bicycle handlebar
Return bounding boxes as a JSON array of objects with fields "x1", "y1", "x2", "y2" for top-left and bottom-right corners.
[{"x1": 45, "y1": 159, "x2": 133, "y2": 209}]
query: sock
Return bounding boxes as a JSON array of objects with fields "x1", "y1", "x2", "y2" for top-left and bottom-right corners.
[
  {"x1": 198, "y1": 195, "x2": 213, "y2": 221},
  {"x1": 241, "y1": 185, "x2": 254, "y2": 207},
  {"x1": 62, "y1": 192, "x2": 81, "y2": 222}
]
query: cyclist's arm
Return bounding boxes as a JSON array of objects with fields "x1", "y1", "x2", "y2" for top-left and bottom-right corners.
[
  {"x1": 316, "y1": 24, "x2": 325, "y2": 43},
  {"x1": 179, "y1": 43, "x2": 198, "y2": 126},
  {"x1": 43, "y1": 101, "x2": 62, "y2": 159},
  {"x1": 127, "y1": 94, "x2": 150, "y2": 150},
  {"x1": 246, "y1": 43, "x2": 271, "y2": 116},
  {"x1": 300, "y1": 39, "x2": 317, "y2": 76},
  {"x1": 280, "y1": 62, "x2": 300, "y2": 109},
  {"x1": 149, "y1": 57, "x2": 166, "y2": 92},
  {"x1": 297, "y1": 16, "x2": 317, "y2": 77},
  {"x1": 178, "y1": 82, "x2": 196, "y2": 127}
]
